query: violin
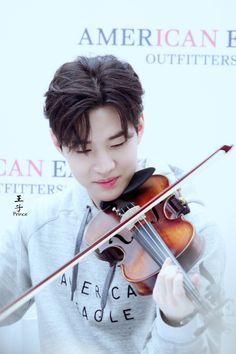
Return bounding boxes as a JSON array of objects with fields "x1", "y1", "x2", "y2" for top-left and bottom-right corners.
[
  {"x1": 85, "y1": 171, "x2": 203, "y2": 296},
  {"x1": 84, "y1": 170, "x2": 219, "y2": 334},
  {"x1": 0, "y1": 144, "x2": 233, "y2": 328}
]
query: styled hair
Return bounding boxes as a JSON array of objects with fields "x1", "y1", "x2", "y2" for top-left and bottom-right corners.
[{"x1": 44, "y1": 55, "x2": 144, "y2": 150}]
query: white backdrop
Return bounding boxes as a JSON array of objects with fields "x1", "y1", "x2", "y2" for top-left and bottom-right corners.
[{"x1": 0, "y1": 1, "x2": 235, "y2": 353}]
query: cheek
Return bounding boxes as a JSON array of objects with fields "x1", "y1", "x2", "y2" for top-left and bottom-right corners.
[
  {"x1": 120, "y1": 142, "x2": 138, "y2": 165},
  {"x1": 66, "y1": 156, "x2": 89, "y2": 183}
]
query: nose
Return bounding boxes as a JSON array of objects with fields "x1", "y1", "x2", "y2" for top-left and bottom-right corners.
[{"x1": 93, "y1": 151, "x2": 116, "y2": 175}]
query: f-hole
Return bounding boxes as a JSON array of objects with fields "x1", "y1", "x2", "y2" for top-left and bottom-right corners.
[{"x1": 151, "y1": 207, "x2": 159, "y2": 222}]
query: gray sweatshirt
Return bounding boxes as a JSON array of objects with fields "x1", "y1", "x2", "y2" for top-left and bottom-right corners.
[{"x1": 0, "y1": 158, "x2": 225, "y2": 354}]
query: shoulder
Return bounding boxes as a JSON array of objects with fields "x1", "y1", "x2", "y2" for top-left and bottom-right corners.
[
  {"x1": 138, "y1": 155, "x2": 183, "y2": 182},
  {"x1": 16, "y1": 181, "x2": 91, "y2": 242},
  {"x1": 138, "y1": 154, "x2": 206, "y2": 210}
]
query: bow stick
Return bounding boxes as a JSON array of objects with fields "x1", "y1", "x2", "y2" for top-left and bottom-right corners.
[{"x1": 0, "y1": 144, "x2": 233, "y2": 322}]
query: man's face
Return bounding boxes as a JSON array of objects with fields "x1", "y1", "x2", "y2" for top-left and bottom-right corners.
[{"x1": 57, "y1": 105, "x2": 144, "y2": 207}]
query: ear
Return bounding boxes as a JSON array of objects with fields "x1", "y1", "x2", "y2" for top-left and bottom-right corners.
[
  {"x1": 50, "y1": 130, "x2": 62, "y2": 153},
  {"x1": 137, "y1": 113, "x2": 144, "y2": 144}
]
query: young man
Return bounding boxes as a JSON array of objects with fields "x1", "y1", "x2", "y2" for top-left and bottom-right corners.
[{"x1": 0, "y1": 55, "x2": 225, "y2": 353}]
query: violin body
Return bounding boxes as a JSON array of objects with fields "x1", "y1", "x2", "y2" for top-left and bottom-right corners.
[{"x1": 85, "y1": 174, "x2": 204, "y2": 295}]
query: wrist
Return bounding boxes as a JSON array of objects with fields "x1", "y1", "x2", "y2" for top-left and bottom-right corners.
[{"x1": 160, "y1": 310, "x2": 197, "y2": 327}]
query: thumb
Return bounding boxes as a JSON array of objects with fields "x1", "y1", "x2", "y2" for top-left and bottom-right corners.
[
  {"x1": 162, "y1": 257, "x2": 172, "y2": 269},
  {"x1": 191, "y1": 273, "x2": 201, "y2": 289}
]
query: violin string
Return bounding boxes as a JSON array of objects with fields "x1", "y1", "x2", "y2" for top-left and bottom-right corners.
[
  {"x1": 133, "y1": 219, "x2": 210, "y2": 313},
  {"x1": 119, "y1": 205, "x2": 178, "y2": 278},
  {"x1": 135, "y1": 221, "x2": 210, "y2": 313},
  {"x1": 132, "y1": 222, "x2": 206, "y2": 311},
  {"x1": 121, "y1": 203, "x2": 211, "y2": 314}
]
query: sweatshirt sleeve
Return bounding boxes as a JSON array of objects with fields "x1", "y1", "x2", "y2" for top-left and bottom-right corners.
[
  {"x1": 140, "y1": 164, "x2": 225, "y2": 354},
  {"x1": 0, "y1": 219, "x2": 34, "y2": 325}
]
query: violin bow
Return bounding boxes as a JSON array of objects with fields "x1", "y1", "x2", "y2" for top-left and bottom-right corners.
[{"x1": 0, "y1": 144, "x2": 233, "y2": 322}]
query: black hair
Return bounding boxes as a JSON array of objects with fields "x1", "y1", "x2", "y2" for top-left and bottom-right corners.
[{"x1": 44, "y1": 55, "x2": 144, "y2": 150}]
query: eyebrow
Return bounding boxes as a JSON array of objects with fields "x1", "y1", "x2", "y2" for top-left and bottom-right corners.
[
  {"x1": 108, "y1": 130, "x2": 126, "y2": 141},
  {"x1": 84, "y1": 130, "x2": 131, "y2": 144}
]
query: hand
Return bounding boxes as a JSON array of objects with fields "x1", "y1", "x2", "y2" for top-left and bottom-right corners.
[{"x1": 153, "y1": 258, "x2": 200, "y2": 324}]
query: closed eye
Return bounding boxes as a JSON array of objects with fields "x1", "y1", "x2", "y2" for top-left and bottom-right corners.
[
  {"x1": 76, "y1": 149, "x2": 91, "y2": 154},
  {"x1": 111, "y1": 141, "x2": 126, "y2": 148}
]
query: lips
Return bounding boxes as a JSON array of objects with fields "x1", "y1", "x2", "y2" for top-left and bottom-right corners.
[{"x1": 95, "y1": 177, "x2": 119, "y2": 188}]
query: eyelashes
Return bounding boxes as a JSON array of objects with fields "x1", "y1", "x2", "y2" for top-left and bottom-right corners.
[
  {"x1": 110, "y1": 142, "x2": 125, "y2": 148},
  {"x1": 76, "y1": 141, "x2": 126, "y2": 154}
]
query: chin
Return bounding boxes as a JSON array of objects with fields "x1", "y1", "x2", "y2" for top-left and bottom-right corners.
[{"x1": 99, "y1": 188, "x2": 123, "y2": 202}]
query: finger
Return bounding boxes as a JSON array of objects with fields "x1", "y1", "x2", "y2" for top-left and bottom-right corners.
[
  {"x1": 191, "y1": 273, "x2": 201, "y2": 289},
  {"x1": 161, "y1": 257, "x2": 172, "y2": 269},
  {"x1": 154, "y1": 269, "x2": 167, "y2": 303},
  {"x1": 173, "y1": 272, "x2": 185, "y2": 299},
  {"x1": 165, "y1": 266, "x2": 181, "y2": 303},
  {"x1": 154, "y1": 260, "x2": 175, "y2": 302},
  {"x1": 156, "y1": 258, "x2": 172, "y2": 299}
]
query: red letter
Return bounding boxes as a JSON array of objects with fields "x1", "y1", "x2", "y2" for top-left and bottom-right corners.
[
  {"x1": 156, "y1": 29, "x2": 163, "y2": 46},
  {"x1": 8, "y1": 160, "x2": 23, "y2": 176},
  {"x1": 201, "y1": 30, "x2": 218, "y2": 47},
  {"x1": 165, "y1": 29, "x2": 180, "y2": 47},
  {"x1": 0, "y1": 159, "x2": 6, "y2": 176},
  {"x1": 182, "y1": 30, "x2": 196, "y2": 47},
  {"x1": 27, "y1": 160, "x2": 43, "y2": 176}
]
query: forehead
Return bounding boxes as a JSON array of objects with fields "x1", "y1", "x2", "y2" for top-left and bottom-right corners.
[{"x1": 87, "y1": 106, "x2": 125, "y2": 141}]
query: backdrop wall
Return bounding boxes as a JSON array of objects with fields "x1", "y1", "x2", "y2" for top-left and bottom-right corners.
[{"x1": 0, "y1": 1, "x2": 235, "y2": 353}]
